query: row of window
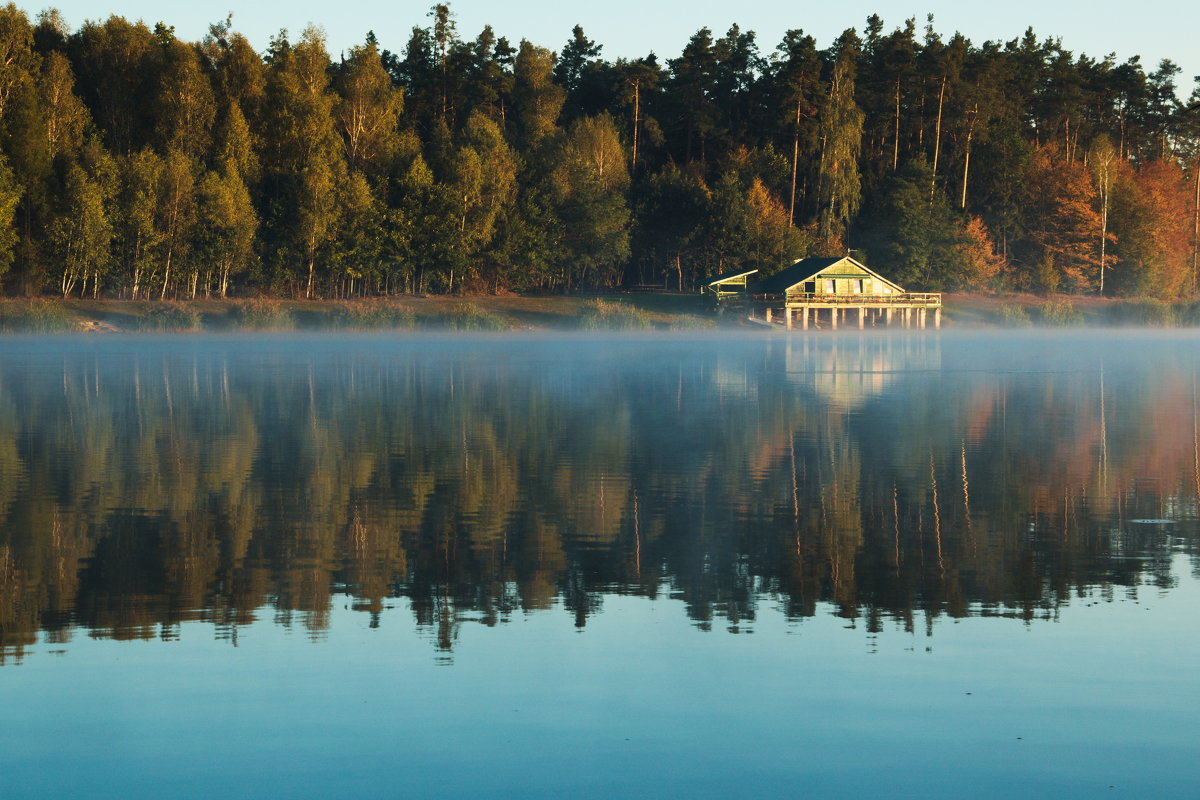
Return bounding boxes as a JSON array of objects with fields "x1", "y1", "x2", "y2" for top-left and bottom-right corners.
[{"x1": 801, "y1": 278, "x2": 892, "y2": 295}]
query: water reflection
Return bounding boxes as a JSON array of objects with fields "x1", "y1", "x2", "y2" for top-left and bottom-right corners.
[{"x1": 1, "y1": 333, "x2": 1197, "y2": 664}]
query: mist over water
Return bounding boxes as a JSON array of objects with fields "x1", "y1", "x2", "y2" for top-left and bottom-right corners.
[{"x1": 2, "y1": 331, "x2": 1198, "y2": 797}]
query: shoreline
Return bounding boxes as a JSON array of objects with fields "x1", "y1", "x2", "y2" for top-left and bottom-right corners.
[{"x1": 1, "y1": 292, "x2": 1198, "y2": 333}]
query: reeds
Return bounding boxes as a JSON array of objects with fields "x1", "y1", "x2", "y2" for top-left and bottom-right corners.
[
  {"x1": 1038, "y1": 299, "x2": 1083, "y2": 326},
  {"x1": 994, "y1": 304, "x2": 1033, "y2": 327},
  {"x1": 443, "y1": 302, "x2": 511, "y2": 331},
  {"x1": 327, "y1": 301, "x2": 416, "y2": 330},
  {"x1": 139, "y1": 303, "x2": 202, "y2": 331},
  {"x1": 0, "y1": 299, "x2": 76, "y2": 332},
  {"x1": 230, "y1": 298, "x2": 295, "y2": 330},
  {"x1": 576, "y1": 299, "x2": 652, "y2": 330},
  {"x1": 1106, "y1": 299, "x2": 1177, "y2": 327}
]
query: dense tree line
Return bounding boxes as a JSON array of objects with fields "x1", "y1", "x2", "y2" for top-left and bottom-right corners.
[{"x1": 0, "y1": 3, "x2": 1198, "y2": 298}]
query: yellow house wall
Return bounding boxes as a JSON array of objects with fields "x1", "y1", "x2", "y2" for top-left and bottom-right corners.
[{"x1": 800, "y1": 264, "x2": 898, "y2": 296}]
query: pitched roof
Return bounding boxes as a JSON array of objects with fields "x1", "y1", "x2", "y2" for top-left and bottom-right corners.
[
  {"x1": 750, "y1": 256, "x2": 904, "y2": 294},
  {"x1": 703, "y1": 267, "x2": 759, "y2": 286}
]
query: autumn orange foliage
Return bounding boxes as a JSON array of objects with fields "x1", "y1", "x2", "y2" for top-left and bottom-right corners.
[{"x1": 1110, "y1": 160, "x2": 1194, "y2": 297}]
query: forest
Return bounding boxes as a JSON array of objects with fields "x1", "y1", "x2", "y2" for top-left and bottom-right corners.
[{"x1": 0, "y1": 3, "x2": 1198, "y2": 299}]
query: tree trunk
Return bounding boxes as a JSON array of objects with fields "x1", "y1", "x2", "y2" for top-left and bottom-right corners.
[
  {"x1": 931, "y1": 76, "x2": 946, "y2": 196},
  {"x1": 1099, "y1": 189, "x2": 1108, "y2": 296},
  {"x1": 917, "y1": 76, "x2": 926, "y2": 151},
  {"x1": 961, "y1": 103, "x2": 978, "y2": 210},
  {"x1": 892, "y1": 77, "x2": 901, "y2": 171},
  {"x1": 160, "y1": 245, "x2": 173, "y2": 300},
  {"x1": 1118, "y1": 108, "x2": 1126, "y2": 160},
  {"x1": 631, "y1": 79, "x2": 640, "y2": 175},
  {"x1": 132, "y1": 232, "x2": 142, "y2": 299},
  {"x1": 790, "y1": 131, "x2": 799, "y2": 227}
]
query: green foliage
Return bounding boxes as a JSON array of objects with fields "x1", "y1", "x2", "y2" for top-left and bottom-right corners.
[
  {"x1": 1038, "y1": 299, "x2": 1083, "y2": 327},
  {"x1": 816, "y1": 35, "x2": 863, "y2": 250},
  {"x1": 0, "y1": 299, "x2": 74, "y2": 331},
  {"x1": 0, "y1": 153, "x2": 22, "y2": 281},
  {"x1": 994, "y1": 304, "x2": 1033, "y2": 327},
  {"x1": 442, "y1": 302, "x2": 510, "y2": 331},
  {"x1": 631, "y1": 167, "x2": 710, "y2": 289},
  {"x1": 1106, "y1": 299, "x2": 1178, "y2": 327},
  {"x1": 139, "y1": 302, "x2": 202, "y2": 331},
  {"x1": 512, "y1": 41, "x2": 564, "y2": 148},
  {"x1": 857, "y1": 159, "x2": 1000, "y2": 290},
  {"x1": 576, "y1": 298, "x2": 652, "y2": 330},
  {"x1": 0, "y1": 7, "x2": 1197, "y2": 302},
  {"x1": 549, "y1": 114, "x2": 632, "y2": 289},
  {"x1": 328, "y1": 301, "x2": 416, "y2": 330},
  {"x1": 231, "y1": 298, "x2": 294, "y2": 330}
]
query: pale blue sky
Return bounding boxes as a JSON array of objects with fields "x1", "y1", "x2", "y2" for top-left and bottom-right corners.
[{"x1": 22, "y1": 1, "x2": 1200, "y2": 95}]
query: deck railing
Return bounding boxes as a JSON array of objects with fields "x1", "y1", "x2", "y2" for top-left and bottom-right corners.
[{"x1": 775, "y1": 292, "x2": 942, "y2": 307}]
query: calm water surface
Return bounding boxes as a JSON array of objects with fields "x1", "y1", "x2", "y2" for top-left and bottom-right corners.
[{"x1": 1, "y1": 331, "x2": 1198, "y2": 798}]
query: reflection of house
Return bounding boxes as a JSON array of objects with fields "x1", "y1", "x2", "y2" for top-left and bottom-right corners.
[
  {"x1": 781, "y1": 335, "x2": 942, "y2": 410},
  {"x1": 748, "y1": 256, "x2": 941, "y2": 330}
]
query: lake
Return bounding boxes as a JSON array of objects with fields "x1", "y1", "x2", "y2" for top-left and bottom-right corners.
[{"x1": 1, "y1": 331, "x2": 1197, "y2": 798}]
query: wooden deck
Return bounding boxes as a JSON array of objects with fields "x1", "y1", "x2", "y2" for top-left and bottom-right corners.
[{"x1": 749, "y1": 293, "x2": 943, "y2": 330}]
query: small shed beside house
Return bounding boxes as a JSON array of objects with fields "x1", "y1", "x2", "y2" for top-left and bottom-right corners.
[
  {"x1": 747, "y1": 256, "x2": 941, "y2": 330},
  {"x1": 702, "y1": 267, "x2": 759, "y2": 299}
]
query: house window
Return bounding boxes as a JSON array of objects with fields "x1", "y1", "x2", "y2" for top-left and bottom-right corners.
[
  {"x1": 824, "y1": 279, "x2": 835, "y2": 294},
  {"x1": 853, "y1": 279, "x2": 863, "y2": 294},
  {"x1": 803, "y1": 281, "x2": 815, "y2": 294}
]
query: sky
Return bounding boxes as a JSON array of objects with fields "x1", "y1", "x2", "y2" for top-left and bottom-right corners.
[{"x1": 20, "y1": 1, "x2": 1200, "y2": 96}]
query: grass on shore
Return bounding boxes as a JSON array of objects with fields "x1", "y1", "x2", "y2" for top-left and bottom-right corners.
[
  {"x1": 0, "y1": 293, "x2": 724, "y2": 333},
  {"x1": 4, "y1": 291, "x2": 1200, "y2": 333}
]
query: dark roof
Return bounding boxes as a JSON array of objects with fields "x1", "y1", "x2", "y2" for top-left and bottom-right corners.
[
  {"x1": 750, "y1": 257, "x2": 846, "y2": 294},
  {"x1": 703, "y1": 267, "x2": 759, "y2": 286},
  {"x1": 750, "y1": 256, "x2": 905, "y2": 295}
]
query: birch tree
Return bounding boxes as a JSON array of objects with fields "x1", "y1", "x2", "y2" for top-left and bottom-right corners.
[{"x1": 816, "y1": 32, "x2": 864, "y2": 250}]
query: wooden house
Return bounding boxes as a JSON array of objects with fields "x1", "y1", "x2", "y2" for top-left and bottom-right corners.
[{"x1": 747, "y1": 256, "x2": 941, "y2": 330}]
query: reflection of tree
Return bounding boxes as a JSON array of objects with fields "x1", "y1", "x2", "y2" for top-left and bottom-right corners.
[{"x1": 1, "y1": 339, "x2": 1198, "y2": 663}]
